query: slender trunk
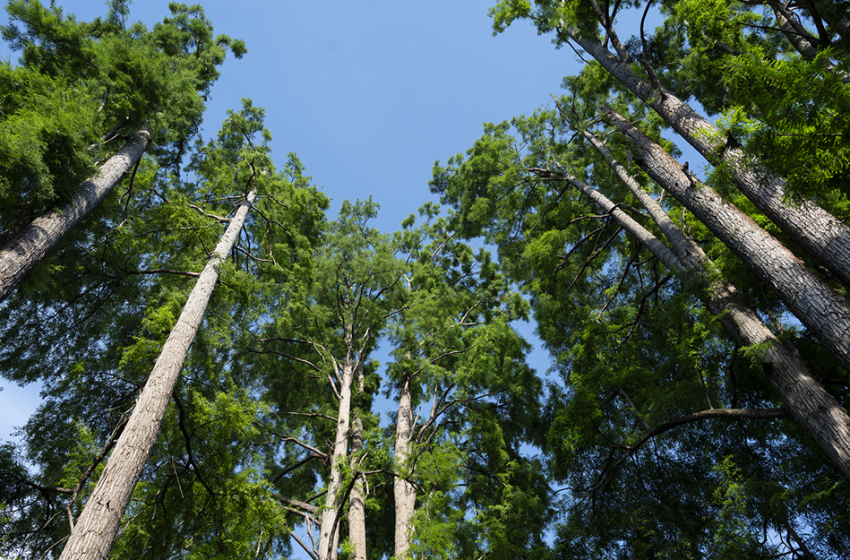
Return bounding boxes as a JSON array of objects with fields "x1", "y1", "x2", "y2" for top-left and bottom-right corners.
[
  {"x1": 563, "y1": 24, "x2": 850, "y2": 289},
  {"x1": 605, "y1": 105, "x2": 850, "y2": 372},
  {"x1": 393, "y1": 376, "x2": 417, "y2": 559},
  {"x1": 58, "y1": 190, "x2": 257, "y2": 560},
  {"x1": 811, "y1": 0, "x2": 850, "y2": 42},
  {"x1": 767, "y1": 0, "x2": 820, "y2": 61},
  {"x1": 536, "y1": 164, "x2": 850, "y2": 480},
  {"x1": 317, "y1": 358, "x2": 355, "y2": 560},
  {"x1": 347, "y1": 365, "x2": 367, "y2": 560},
  {"x1": 0, "y1": 130, "x2": 150, "y2": 303}
]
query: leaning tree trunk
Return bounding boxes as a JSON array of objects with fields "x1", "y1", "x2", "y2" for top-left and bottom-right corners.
[
  {"x1": 563, "y1": 23, "x2": 850, "y2": 290},
  {"x1": 811, "y1": 0, "x2": 850, "y2": 42},
  {"x1": 579, "y1": 125, "x2": 850, "y2": 479},
  {"x1": 347, "y1": 364, "x2": 367, "y2": 560},
  {"x1": 603, "y1": 106, "x2": 850, "y2": 375},
  {"x1": 535, "y1": 162, "x2": 850, "y2": 481},
  {"x1": 393, "y1": 376, "x2": 417, "y2": 559},
  {"x1": 58, "y1": 190, "x2": 257, "y2": 560},
  {"x1": 316, "y1": 352, "x2": 356, "y2": 560},
  {"x1": 0, "y1": 130, "x2": 151, "y2": 303}
]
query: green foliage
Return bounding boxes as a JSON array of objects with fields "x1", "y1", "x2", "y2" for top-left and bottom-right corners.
[
  {"x1": 0, "y1": 97, "x2": 327, "y2": 559},
  {"x1": 0, "y1": 62, "x2": 99, "y2": 227},
  {"x1": 432, "y1": 51, "x2": 850, "y2": 556},
  {"x1": 0, "y1": 0, "x2": 245, "y2": 243}
]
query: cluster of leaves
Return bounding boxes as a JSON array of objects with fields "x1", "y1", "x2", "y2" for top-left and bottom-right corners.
[
  {"x1": 0, "y1": 0, "x2": 246, "y2": 242},
  {"x1": 431, "y1": 36, "x2": 850, "y2": 553}
]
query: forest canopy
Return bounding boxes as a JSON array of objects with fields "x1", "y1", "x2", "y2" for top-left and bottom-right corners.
[{"x1": 1, "y1": 1, "x2": 850, "y2": 559}]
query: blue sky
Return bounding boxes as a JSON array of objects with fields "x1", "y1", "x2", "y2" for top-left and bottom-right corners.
[
  {"x1": 4, "y1": 0, "x2": 581, "y2": 230},
  {"x1": 0, "y1": 1, "x2": 584, "y2": 442}
]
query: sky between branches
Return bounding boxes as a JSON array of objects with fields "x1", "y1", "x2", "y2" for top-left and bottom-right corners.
[{"x1": 0, "y1": 0, "x2": 592, "y2": 441}]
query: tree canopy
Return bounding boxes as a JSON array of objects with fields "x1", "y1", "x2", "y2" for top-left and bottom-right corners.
[{"x1": 2, "y1": 1, "x2": 850, "y2": 559}]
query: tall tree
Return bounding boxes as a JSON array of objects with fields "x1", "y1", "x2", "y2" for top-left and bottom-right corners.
[
  {"x1": 0, "y1": 101, "x2": 327, "y2": 559},
  {"x1": 431, "y1": 91, "x2": 850, "y2": 555},
  {"x1": 0, "y1": 0, "x2": 245, "y2": 302},
  {"x1": 254, "y1": 198, "x2": 407, "y2": 560},
  {"x1": 384, "y1": 205, "x2": 548, "y2": 558},
  {"x1": 489, "y1": 0, "x2": 850, "y2": 291},
  {"x1": 59, "y1": 182, "x2": 258, "y2": 560}
]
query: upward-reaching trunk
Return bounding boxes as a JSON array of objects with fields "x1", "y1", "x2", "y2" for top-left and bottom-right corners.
[
  {"x1": 0, "y1": 130, "x2": 151, "y2": 303},
  {"x1": 766, "y1": 0, "x2": 820, "y2": 61},
  {"x1": 583, "y1": 125, "x2": 850, "y2": 479},
  {"x1": 532, "y1": 159, "x2": 850, "y2": 481},
  {"x1": 811, "y1": 0, "x2": 850, "y2": 42},
  {"x1": 393, "y1": 376, "x2": 417, "y2": 559},
  {"x1": 562, "y1": 23, "x2": 850, "y2": 290},
  {"x1": 602, "y1": 106, "x2": 850, "y2": 374},
  {"x1": 347, "y1": 364, "x2": 367, "y2": 560},
  {"x1": 317, "y1": 355, "x2": 355, "y2": 560},
  {"x1": 58, "y1": 190, "x2": 257, "y2": 560}
]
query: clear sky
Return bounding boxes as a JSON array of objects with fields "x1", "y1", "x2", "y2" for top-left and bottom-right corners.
[{"x1": 0, "y1": 0, "x2": 584, "y2": 443}]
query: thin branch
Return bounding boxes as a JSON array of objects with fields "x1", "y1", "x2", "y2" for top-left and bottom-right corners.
[{"x1": 187, "y1": 203, "x2": 232, "y2": 223}]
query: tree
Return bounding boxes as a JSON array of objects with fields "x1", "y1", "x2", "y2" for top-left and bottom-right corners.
[
  {"x1": 58, "y1": 180, "x2": 257, "y2": 560},
  {"x1": 0, "y1": 0, "x2": 246, "y2": 302},
  {"x1": 0, "y1": 101, "x2": 327, "y2": 559},
  {"x1": 431, "y1": 82, "x2": 850, "y2": 554},
  {"x1": 489, "y1": 0, "x2": 850, "y2": 293},
  {"x1": 253, "y1": 198, "x2": 406, "y2": 560},
  {"x1": 385, "y1": 204, "x2": 549, "y2": 559}
]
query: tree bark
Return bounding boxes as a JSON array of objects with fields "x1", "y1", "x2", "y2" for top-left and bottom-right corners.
[
  {"x1": 0, "y1": 130, "x2": 151, "y2": 303},
  {"x1": 534, "y1": 162, "x2": 850, "y2": 481},
  {"x1": 604, "y1": 105, "x2": 850, "y2": 372},
  {"x1": 347, "y1": 364, "x2": 367, "y2": 560},
  {"x1": 393, "y1": 376, "x2": 417, "y2": 559},
  {"x1": 811, "y1": 0, "x2": 850, "y2": 42},
  {"x1": 767, "y1": 0, "x2": 820, "y2": 61},
  {"x1": 58, "y1": 190, "x2": 256, "y2": 560},
  {"x1": 563, "y1": 24, "x2": 850, "y2": 290},
  {"x1": 317, "y1": 356, "x2": 355, "y2": 560}
]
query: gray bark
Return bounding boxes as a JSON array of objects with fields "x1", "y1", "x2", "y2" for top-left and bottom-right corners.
[
  {"x1": 767, "y1": 0, "x2": 820, "y2": 61},
  {"x1": 0, "y1": 130, "x2": 151, "y2": 303},
  {"x1": 535, "y1": 156, "x2": 850, "y2": 481},
  {"x1": 603, "y1": 106, "x2": 850, "y2": 374},
  {"x1": 563, "y1": 26, "x2": 850, "y2": 290},
  {"x1": 317, "y1": 355, "x2": 355, "y2": 560},
  {"x1": 393, "y1": 377, "x2": 417, "y2": 559},
  {"x1": 347, "y1": 365, "x2": 367, "y2": 560},
  {"x1": 58, "y1": 190, "x2": 256, "y2": 560}
]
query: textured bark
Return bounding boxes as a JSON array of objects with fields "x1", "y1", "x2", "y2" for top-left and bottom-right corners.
[
  {"x1": 58, "y1": 190, "x2": 256, "y2": 560},
  {"x1": 347, "y1": 365, "x2": 367, "y2": 560},
  {"x1": 767, "y1": 0, "x2": 820, "y2": 61},
  {"x1": 317, "y1": 357, "x2": 355, "y2": 560},
  {"x1": 0, "y1": 130, "x2": 151, "y2": 303},
  {"x1": 535, "y1": 160, "x2": 850, "y2": 480},
  {"x1": 579, "y1": 127, "x2": 701, "y2": 262},
  {"x1": 604, "y1": 106, "x2": 850, "y2": 371},
  {"x1": 564, "y1": 26, "x2": 850, "y2": 290},
  {"x1": 393, "y1": 377, "x2": 417, "y2": 559}
]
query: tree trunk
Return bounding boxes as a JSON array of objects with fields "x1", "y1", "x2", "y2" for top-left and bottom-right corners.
[
  {"x1": 811, "y1": 0, "x2": 850, "y2": 42},
  {"x1": 0, "y1": 130, "x2": 151, "y2": 303},
  {"x1": 58, "y1": 190, "x2": 256, "y2": 560},
  {"x1": 564, "y1": 25, "x2": 850, "y2": 290},
  {"x1": 537, "y1": 163, "x2": 850, "y2": 481},
  {"x1": 317, "y1": 357, "x2": 355, "y2": 560},
  {"x1": 766, "y1": 0, "x2": 820, "y2": 61},
  {"x1": 393, "y1": 376, "x2": 417, "y2": 559},
  {"x1": 347, "y1": 364, "x2": 367, "y2": 560},
  {"x1": 604, "y1": 105, "x2": 850, "y2": 373}
]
